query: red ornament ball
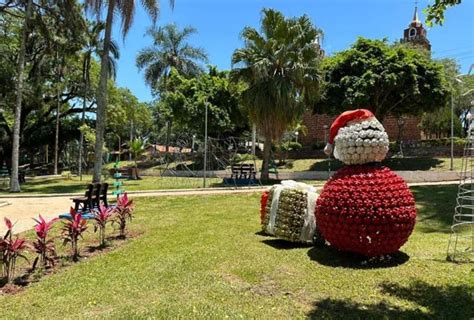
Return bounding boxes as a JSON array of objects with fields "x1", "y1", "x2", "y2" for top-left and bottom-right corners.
[{"x1": 316, "y1": 165, "x2": 416, "y2": 257}]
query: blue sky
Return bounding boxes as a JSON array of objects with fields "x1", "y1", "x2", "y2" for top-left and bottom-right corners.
[{"x1": 111, "y1": 0, "x2": 474, "y2": 102}]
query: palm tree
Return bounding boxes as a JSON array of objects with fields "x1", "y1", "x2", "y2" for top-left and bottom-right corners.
[
  {"x1": 85, "y1": 0, "x2": 173, "y2": 183},
  {"x1": 129, "y1": 138, "x2": 145, "y2": 165},
  {"x1": 136, "y1": 23, "x2": 208, "y2": 153},
  {"x1": 10, "y1": 0, "x2": 33, "y2": 192},
  {"x1": 78, "y1": 21, "x2": 119, "y2": 181},
  {"x1": 136, "y1": 23, "x2": 208, "y2": 90},
  {"x1": 231, "y1": 9, "x2": 323, "y2": 179}
]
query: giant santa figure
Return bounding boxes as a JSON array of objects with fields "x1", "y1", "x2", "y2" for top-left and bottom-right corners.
[{"x1": 316, "y1": 109, "x2": 417, "y2": 257}]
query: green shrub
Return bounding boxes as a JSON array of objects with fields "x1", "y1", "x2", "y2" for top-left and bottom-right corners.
[
  {"x1": 230, "y1": 153, "x2": 258, "y2": 164},
  {"x1": 279, "y1": 141, "x2": 302, "y2": 152}
]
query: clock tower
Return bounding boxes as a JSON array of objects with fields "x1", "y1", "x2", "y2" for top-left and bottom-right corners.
[{"x1": 401, "y1": 5, "x2": 431, "y2": 51}]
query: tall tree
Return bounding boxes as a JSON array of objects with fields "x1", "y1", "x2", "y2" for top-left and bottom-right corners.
[
  {"x1": 85, "y1": 0, "x2": 173, "y2": 183},
  {"x1": 158, "y1": 67, "x2": 246, "y2": 137},
  {"x1": 78, "y1": 21, "x2": 119, "y2": 180},
  {"x1": 318, "y1": 38, "x2": 450, "y2": 121},
  {"x1": 231, "y1": 9, "x2": 323, "y2": 179},
  {"x1": 5, "y1": 0, "x2": 85, "y2": 191},
  {"x1": 136, "y1": 23, "x2": 208, "y2": 91},
  {"x1": 10, "y1": 0, "x2": 32, "y2": 192}
]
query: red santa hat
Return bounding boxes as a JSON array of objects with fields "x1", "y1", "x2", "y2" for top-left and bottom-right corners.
[{"x1": 324, "y1": 109, "x2": 375, "y2": 155}]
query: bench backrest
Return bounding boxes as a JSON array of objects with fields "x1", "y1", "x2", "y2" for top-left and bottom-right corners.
[
  {"x1": 100, "y1": 183, "x2": 108, "y2": 198},
  {"x1": 84, "y1": 184, "x2": 94, "y2": 198},
  {"x1": 240, "y1": 163, "x2": 255, "y2": 173},
  {"x1": 92, "y1": 183, "x2": 101, "y2": 199}
]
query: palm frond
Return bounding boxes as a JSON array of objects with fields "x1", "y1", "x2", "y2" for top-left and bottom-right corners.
[
  {"x1": 141, "y1": 0, "x2": 159, "y2": 24},
  {"x1": 108, "y1": 38, "x2": 121, "y2": 60},
  {"x1": 116, "y1": 0, "x2": 136, "y2": 38}
]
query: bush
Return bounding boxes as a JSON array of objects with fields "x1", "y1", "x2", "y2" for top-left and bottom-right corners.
[
  {"x1": 0, "y1": 218, "x2": 29, "y2": 284},
  {"x1": 230, "y1": 153, "x2": 258, "y2": 164},
  {"x1": 278, "y1": 141, "x2": 302, "y2": 152},
  {"x1": 32, "y1": 215, "x2": 58, "y2": 270},
  {"x1": 113, "y1": 193, "x2": 135, "y2": 238},
  {"x1": 62, "y1": 208, "x2": 88, "y2": 262},
  {"x1": 93, "y1": 205, "x2": 114, "y2": 247}
]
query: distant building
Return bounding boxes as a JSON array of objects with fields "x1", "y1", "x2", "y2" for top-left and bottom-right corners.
[
  {"x1": 313, "y1": 35, "x2": 325, "y2": 58},
  {"x1": 401, "y1": 5, "x2": 431, "y2": 51}
]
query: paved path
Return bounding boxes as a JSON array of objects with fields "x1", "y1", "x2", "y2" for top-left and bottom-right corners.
[
  {"x1": 0, "y1": 187, "x2": 266, "y2": 234},
  {"x1": 0, "y1": 181, "x2": 459, "y2": 235}
]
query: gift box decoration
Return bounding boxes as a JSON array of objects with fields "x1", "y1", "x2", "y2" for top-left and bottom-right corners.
[{"x1": 260, "y1": 180, "x2": 319, "y2": 243}]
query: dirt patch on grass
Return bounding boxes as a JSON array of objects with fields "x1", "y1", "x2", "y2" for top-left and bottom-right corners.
[
  {"x1": 0, "y1": 283, "x2": 24, "y2": 295},
  {"x1": 250, "y1": 276, "x2": 280, "y2": 297}
]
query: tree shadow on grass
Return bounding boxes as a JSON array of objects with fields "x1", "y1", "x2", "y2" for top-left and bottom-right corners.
[
  {"x1": 379, "y1": 280, "x2": 473, "y2": 319},
  {"x1": 411, "y1": 185, "x2": 457, "y2": 233},
  {"x1": 309, "y1": 159, "x2": 344, "y2": 172},
  {"x1": 307, "y1": 246, "x2": 409, "y2": 269},
  {"x1": 308, "y1": 157, "x2": 445, "y2": 172},
  {"x1": 0, "y1": 177, "x2": 85, "y2": 194},
  {"x1": 308, "y1": 298, "x2": 424, "y2": 320},
  {"x1": 308, "y1": 280, "x2": 473, "y2": 319},
  {"x1": 383, "y1": 157, "x2": 445, "y2": 171}
]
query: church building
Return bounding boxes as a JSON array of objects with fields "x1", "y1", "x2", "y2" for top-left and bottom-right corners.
[{"x1": 401, "y1": 6, "x2": 431, "y2": 51}]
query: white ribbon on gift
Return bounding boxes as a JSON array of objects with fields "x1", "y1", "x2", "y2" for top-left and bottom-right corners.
[
  {"x1": 266, "y1": 185, "x2": 284, "y2": 235},
  {"x1": 300, "y1": 190, "x2": 318, "y2": 242},
  {"x1": 265, "y1": 180, "x2": 318, "y2": 242}
]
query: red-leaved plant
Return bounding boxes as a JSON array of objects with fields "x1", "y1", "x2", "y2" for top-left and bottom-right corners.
[
  {"x1": 93, "y1": 205, "x2": 113, "y2": 247},
  {"x1": 62, "y1": 208, "x2": 87, "y2": 261},
  {"x1": 0, "y1": 218, "x2": 29, "y2": 284},
  {"x1": 113, "y1": 193, "x2": 134, "y2": 238},
  {"x1": 32, "y1": 215, "x2": 59, "y2": 269}
]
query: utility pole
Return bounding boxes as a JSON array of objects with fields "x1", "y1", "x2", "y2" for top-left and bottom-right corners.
[
  {"x1": 450, "y1": 93, "x2": 454, "y2": 171},
  {"x1": 251, "y1": 123, "x2": 256, "y2": 155},
  {"x1": 203, "y1": 100, "x2": 208, "y2": 188}
]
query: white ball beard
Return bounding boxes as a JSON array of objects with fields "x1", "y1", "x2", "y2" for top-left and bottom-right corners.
[{"x1": 333, "y1": 118, "x2": 389, "y2": 165}]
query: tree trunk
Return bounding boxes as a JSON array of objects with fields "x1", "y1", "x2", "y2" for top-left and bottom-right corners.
[
  {"x1": 261, "y1": 136, "x2": 272, "y2": 180},
  {"x1": 92, "y1": 0, "x2": 115, "y2": 183},
  {"x1": 10, "y1": 0, "x2": 32, "y2": 193},
  {"x1": 129, "y1": 120, "x2": 133, "y2": 161},
  {"x1": 79, "y1": 55, "x2": 89, "y2": 181},
  {"x1": 251, "y1": 123, "x2": 256, "y2": 155},
  {"x1": 165, "y1": 120, "x2": 171, "y2": 153},
  {"x1": 54, "y1": 51, "x2": 60, "y2": 175}
]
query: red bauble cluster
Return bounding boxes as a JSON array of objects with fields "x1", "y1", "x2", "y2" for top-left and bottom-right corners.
[
  {"x1": 316, "y1": 165, "x2": 416, "y2": 257},
  {"x1": 260, "y1": 191, "x2": 270, "y2": 224}
]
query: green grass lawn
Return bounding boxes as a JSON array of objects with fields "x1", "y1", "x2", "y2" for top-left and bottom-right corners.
[{"x1": 0, "y1": 185, "x2": 471, "y2": 319}]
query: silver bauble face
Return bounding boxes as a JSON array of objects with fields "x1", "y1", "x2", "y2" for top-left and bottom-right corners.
[{"x1": 333, "y1": 118, "x2": 389, "y2": 165}]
